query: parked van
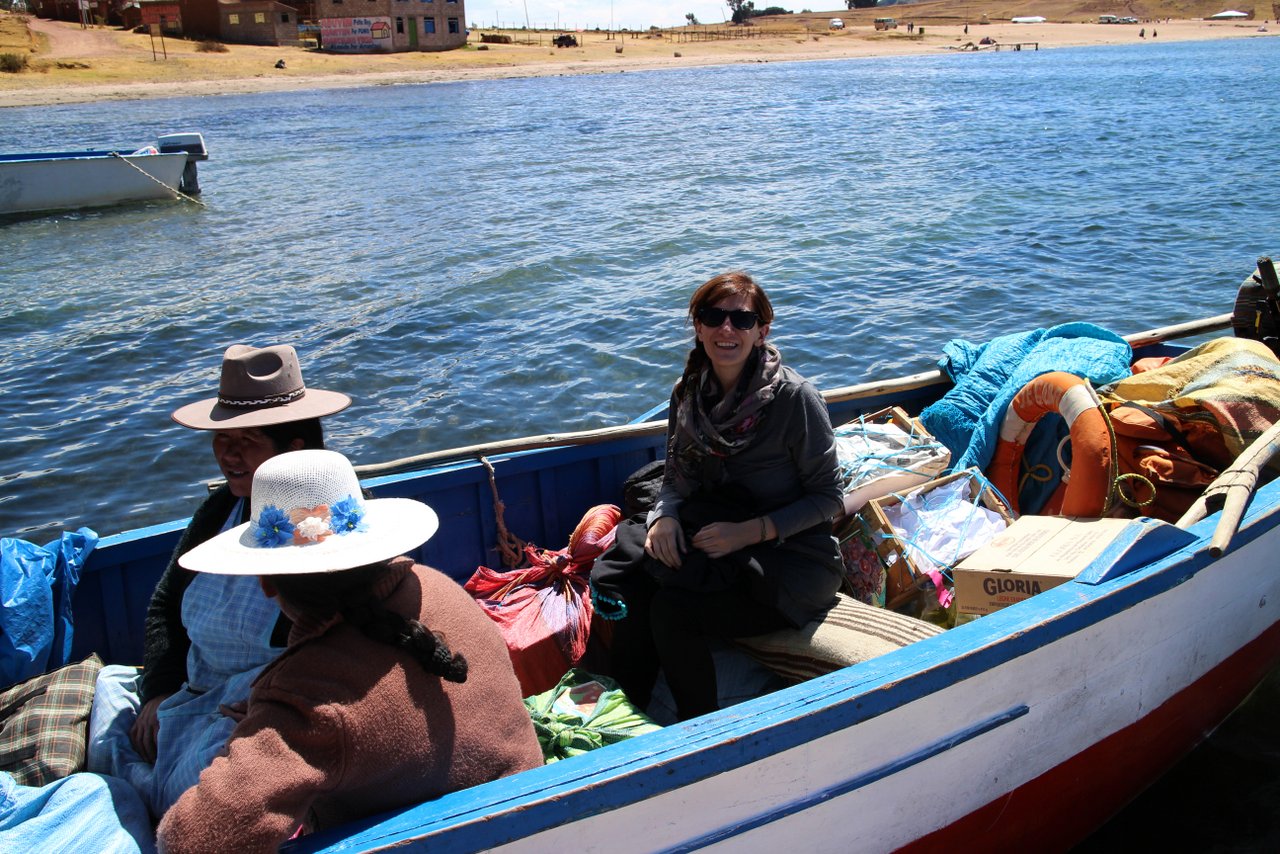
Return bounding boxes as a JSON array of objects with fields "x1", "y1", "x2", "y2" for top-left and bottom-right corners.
[{"x1": 874, "y1": 17, "x2": 898, "y2": 29}]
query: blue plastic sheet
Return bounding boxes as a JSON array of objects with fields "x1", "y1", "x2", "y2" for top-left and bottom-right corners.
[{"x1": 0, "y1": 528, "x2": 98, "y2": 689}]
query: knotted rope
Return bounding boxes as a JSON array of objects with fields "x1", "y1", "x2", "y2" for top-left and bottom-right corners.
[
  {"x1": 109, "y1": 151, "x2": 205, "y2": 207},
  {"x1": 479, "y1": 455, "x2": 527, "y2": 568}
]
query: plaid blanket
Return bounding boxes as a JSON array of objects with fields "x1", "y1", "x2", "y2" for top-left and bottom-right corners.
[
  {"x1": 1101, "y1": 336, "x2": 1280, "y2": 459},
  {"x1": 0, "y1": 655, "x2": 102, "y2": 787}
]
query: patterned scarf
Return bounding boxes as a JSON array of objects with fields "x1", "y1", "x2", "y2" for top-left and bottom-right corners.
[{"x1": 668, "y1": 342, "x2": 784, "y2": 495}]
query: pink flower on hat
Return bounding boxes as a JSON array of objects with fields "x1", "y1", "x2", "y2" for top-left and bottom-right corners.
[{"x1": 290, "y1": 505, "x2": 333, "y2": 544}]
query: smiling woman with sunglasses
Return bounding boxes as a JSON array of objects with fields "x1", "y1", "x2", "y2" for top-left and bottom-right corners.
[{"x1": 591, "y1": 271, "x2": 844, "y2": 721}]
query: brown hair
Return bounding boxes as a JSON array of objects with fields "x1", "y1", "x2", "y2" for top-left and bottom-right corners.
[{"x1": 676, "y1": 271, "x2": 775, "y2": 396}]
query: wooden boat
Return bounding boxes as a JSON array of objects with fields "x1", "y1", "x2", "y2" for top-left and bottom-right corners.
[
  {"x1": 0, "y1": 133, "x2": 208, "y2": 216},
  {"x1": 62, "y1": 310, "x2": 1280, "y2": 852}
]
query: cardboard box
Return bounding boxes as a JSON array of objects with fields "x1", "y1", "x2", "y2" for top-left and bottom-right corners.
[
  {"x1": 952, "y1": 516, "x2": 1134, "y2": 616},
  {"x1": 834, "y1": 406, "x2": 950, "y2": 517},
  {"x1": 859, "y1": 468, "x2": 1014, "y2": 612}
]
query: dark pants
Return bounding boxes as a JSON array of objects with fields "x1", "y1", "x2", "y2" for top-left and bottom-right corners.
[{"x1": 608, "y1": 571, "x2": 790, "y2": 721}]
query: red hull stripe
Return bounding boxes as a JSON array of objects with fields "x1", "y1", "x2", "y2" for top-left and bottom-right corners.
[{"x1": 901, "y1": 615, "x2": 1280, "y2": 853}]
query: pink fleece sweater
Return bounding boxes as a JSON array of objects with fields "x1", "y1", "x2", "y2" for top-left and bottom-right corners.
[{"x1": 156, "y1": 559, "x2": 543, "y2": 853}]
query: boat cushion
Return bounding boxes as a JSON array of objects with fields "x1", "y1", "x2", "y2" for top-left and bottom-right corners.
[
  {"x1": 0, "y1": 654, "x2": 102, "y2": 786},
  {"x1": 735, "y1": 594, "x2": 942, "y2": 682}
]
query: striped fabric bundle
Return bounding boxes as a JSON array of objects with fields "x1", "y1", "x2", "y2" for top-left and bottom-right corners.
[
  {"x1": 1103, "y1": 336, "x2": 1280, "y2": 459},
  {"x1": 734, "y1": 594, "x2": 942, "y2": 682}
]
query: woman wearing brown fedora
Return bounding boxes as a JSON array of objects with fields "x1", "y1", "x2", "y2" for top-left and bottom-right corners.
[
  {"x1": 156, "y1": 450, "x2": 541, "y2": 852},
  {"x1": 87, "y1": 344, "x2": 352, "y2": 818}
]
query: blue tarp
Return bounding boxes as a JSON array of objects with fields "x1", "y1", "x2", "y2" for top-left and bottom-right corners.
[
  {"x1": 0, "y1": 528, "x2": 98, "y2": 689},
  {"x1": 920, "y1": 323, "x2": 1133, "y2": 511}
]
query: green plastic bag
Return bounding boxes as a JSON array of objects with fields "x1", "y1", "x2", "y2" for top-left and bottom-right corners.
[{"x1": 524, "y1": 669, "x2": 661, "y2": 763}]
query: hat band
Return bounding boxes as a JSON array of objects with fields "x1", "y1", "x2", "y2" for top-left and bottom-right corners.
[
  {"x1": 252, "y1": 496, "x2": 367, "y2": 549},
  {"x1": 218, "y1": 387, "x2": 306, "y2": 409}
]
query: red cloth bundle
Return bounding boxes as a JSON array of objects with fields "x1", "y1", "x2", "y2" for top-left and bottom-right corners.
[{"x1": 465, "y1": 504, "x2": 622, "y2": 696}]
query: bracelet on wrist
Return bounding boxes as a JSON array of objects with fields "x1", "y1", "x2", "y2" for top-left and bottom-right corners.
[{"x1": 759, "y1": 516, "x2": 768, "y2": 543}]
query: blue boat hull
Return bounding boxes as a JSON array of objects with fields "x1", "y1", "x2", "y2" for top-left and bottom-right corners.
[{"x1": 63, "y1": 328, "x2": 1280, "y2": 852}]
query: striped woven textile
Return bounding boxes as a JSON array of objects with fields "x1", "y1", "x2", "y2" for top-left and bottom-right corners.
[
  {"x1": 735, "y1": 594, "x2": 942, "y2": 682},
  {"x1": 1104, "y1": 336, "x2": 1280, "y2": 458}
]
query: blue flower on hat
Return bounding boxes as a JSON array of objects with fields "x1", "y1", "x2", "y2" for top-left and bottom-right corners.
[
  {"x1": 253, "y1": 505, "x2": 295, "y2": 548},
  {"x1": 330, "y1": 495, "x2": 367, "y2": 535}
]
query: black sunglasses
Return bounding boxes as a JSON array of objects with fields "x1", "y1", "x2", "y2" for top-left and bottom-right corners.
[{"x1": 697, "y1": 307, "x2": 760, "y2": 331}]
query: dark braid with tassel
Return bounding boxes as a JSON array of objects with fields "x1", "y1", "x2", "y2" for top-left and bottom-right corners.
[{"x1": 272, "y1": 562, "x2": 467, "y2": 683}]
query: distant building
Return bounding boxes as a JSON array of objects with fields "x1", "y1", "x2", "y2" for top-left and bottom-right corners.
[
  {"x1": 32, "y1": 0, "x2": 97, "y2": 22},
  {"x1": 174, "y1": 0, "x2": 300, "y2": 45},
  {"x1": 217, "y1": 0, "x2": 301, "y2": 44},
  {"x1": 314, "y1": 0, "x2": 466, "y2": 52}
]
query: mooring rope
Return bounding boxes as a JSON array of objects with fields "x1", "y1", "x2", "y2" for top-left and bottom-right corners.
[
  {"x1": 479, "y1": 454, "x2": 527, "y2": 568},
  {"x1": 109, "y1": 151, "x2": 205, "y2": 207}
]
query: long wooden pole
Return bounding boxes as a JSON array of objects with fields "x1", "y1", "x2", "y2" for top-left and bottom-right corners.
[
  {"x1": 1176, "y1": 418, "x2": 1280, "y2": 555},
  {"x1": 353, "y1": 313, "x2": 1234, "y2": 480}
]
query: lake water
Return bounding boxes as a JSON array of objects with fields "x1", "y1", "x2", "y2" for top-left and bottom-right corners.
[{"x1": 2, "y1": 36, "x2": 1278, "y2": 845}]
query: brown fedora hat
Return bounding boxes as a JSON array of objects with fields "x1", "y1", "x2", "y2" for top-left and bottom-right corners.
[{"x1": 171, "y1": 344, "x2": 352, "y2": 430}]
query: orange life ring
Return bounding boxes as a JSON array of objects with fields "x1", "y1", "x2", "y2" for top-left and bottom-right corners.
[{"x1": 987, "y1": 372, "x2": 1113, "y2": 516}]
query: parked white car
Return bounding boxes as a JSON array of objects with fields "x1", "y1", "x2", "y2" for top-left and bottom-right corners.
[{"x1": 829, "y1": 17, "x2": 845, "y2": 29}]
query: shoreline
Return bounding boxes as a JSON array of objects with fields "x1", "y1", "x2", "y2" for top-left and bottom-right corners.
[{"x1": 0, "y1": 18, "x2": 1272, "y2": 109}]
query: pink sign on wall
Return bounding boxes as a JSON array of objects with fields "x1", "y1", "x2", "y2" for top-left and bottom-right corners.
[{"x1": 319, "y1": 17, "x2": 393, "y2": 51}]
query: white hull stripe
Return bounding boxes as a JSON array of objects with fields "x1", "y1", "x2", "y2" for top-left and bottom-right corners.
[{"x1": 668, "y1": 704, "x2": 1031, "y2": 852}]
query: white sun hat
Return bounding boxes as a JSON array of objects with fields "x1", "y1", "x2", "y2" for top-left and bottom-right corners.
[{"x1": 179, "y1": 449, "x2": 438, "y2": 575}]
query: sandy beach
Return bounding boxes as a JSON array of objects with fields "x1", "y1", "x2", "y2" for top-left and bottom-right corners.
[{"x1": 0, "y1": 11, "x2": 1273, "y2": 108}]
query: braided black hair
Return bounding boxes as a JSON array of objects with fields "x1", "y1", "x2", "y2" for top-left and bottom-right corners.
[{"x1": 271, "y1": 561, "x2": 467, "y2": 683}]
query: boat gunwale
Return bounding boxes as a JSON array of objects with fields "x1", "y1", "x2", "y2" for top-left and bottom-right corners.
[{"x1": 0, "y1": 150, "x2": 189, "y2": 164}]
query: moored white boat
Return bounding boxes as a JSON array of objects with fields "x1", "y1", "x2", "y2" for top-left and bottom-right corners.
[
  {"x1": 0, "y1": 132, "x2": 209, "y2": 216},
  {"x1": 39, "y1": 291, "x2": 1280, "y2": 851}
]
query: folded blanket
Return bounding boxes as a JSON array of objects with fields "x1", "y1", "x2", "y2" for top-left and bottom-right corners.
[
  {"x1": 920, "y1": 323, "x2": 1132, "y2": 511},
  {"x1": 1101, "y1": 336, "x2": 1280, "y2": 459},
  {"x1": 0, "y1": 772, "x2": 154, "y2": 853}
]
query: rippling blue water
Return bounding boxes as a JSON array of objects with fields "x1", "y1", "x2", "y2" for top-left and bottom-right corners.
[
  {"x1": 2, "y1": 35, "x2": 1279, "y2": 845},
  {"x1": 2, "y1": 37, "x2": 1276, "y2": 542}
]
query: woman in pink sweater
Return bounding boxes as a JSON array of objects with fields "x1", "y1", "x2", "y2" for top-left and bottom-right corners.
[{"x1": 156, "y1": 450, "x2": 543, "y2": 853}]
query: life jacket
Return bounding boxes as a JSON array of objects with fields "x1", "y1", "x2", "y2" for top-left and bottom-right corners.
[{"x1": 987, "y1": 372, "x2": 1114, "y2": 517}]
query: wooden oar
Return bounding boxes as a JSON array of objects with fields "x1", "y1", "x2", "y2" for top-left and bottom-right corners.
[
  {"x1": 353, "y1": 313, "x2": 1233, "y2": 479},
  {"x1": 1176, "y1": 418, "x2": 1280, "y2": 556}
]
